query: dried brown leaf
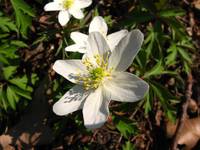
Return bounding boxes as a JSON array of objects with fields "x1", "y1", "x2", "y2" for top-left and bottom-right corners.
[{"x1": 166, "y1": 117, "x2": 200, "y2": 149}]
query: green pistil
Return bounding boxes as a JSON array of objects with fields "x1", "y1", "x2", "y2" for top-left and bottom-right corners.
[
  {"x1": 77, "y1": 53, "x2": 112, "y2": 90},
  {"x1": 90, "y1": 67, "x2": 104, "y2": 80}
]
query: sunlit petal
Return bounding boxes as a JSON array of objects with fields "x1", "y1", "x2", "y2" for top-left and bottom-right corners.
[
  {"x1": 58, "y1": 10, "x2": 70, "y2": 26},
  {"x1": 104, "y1": 72, "x2": 149, "y2": 102},
  {"x1": 70, "y1": 32, "x2": 88, "y2": 45},
  {"x1": 89, "y1": 16, "x2": 108, "y2": 37},
  {"x1": 107, "y1": 30, "x2": 128, "y2": 51},
  {"x1": 53, "y1": 85, "x2": 90, "y2": 116},
  {"x1": 53, "y1": 60, "x2": 87, "y2": 83},
  {"x1": 44, "y1": 2, "x2": 62, "y2": 11},
  {"x1": 65, "y1": 44, "x2": 87, "y2": 53},
  {"x1": 108, "y1": 29, "x2": 144, "y2": 71},
  {"x1": 83, "y1": 87, "x2": 110, "y2": 129},
  {"x1": 69, "y1": 8, "x2": 84, "y2": 19},
  {"x1": 74, "y1": 0, "x2": 92, "y2": 8}
]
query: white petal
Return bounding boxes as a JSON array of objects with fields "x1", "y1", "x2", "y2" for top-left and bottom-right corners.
[
  {"x1": 70, "y1": 32, "x2": 88, "y2": 45},
  {"x1": 53, "y1": 85, "x2": 90, "y2": 116},
  {"x1": 104, "y1": 72, "x2": 149, "y2": 102},
  {"x1": 65, "y1": 44, "x2": 87, "y2": 53},
  {"x1": 58, "y1": 10, "x2": 70, "y2": 26},
  {"x1": 86, "y1": 32, "x2": 110, "y2": 59},
  {"x1": 53, "y1": 60, "x2": 87, "y2": 83},
  {"x1": 69, "y1": 8, "x2": 84, "y2": 19},
  {"x1": 44, "y1": 2, "x2": 62, "y2": 11},
  {"x1": 107, "y1": 30, "x2": 128, "y2": 51},
  {"x1": 74, "y1": 0, "x2": 92, "y2": 8},
  {"x1": 83, "y1": 87, "x2": 110, "y2": 129},
  {"x1": 108, "y1": 29, "x2": 144, "y2": 71},
  {"x1": 89, "y1": 16, "x2": 108, "y2": 37}
]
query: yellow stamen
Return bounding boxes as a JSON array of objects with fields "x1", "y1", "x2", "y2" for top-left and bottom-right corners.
[
  {"x1": 62, "y1": 0, "x2": 74, "y2": 9},
  {"x1": 76, "y1": 52, "x2": 112, "y2": 90}
]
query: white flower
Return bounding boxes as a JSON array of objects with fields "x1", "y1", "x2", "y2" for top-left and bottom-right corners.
[
  {"x1": 44, "y1": 0, "x2": 92, "y2": 26},
  {"x1": 53, "y1": 30, "x2": 149, "y2": 129},
  {"x1": 65, "y1": 16, "x2": 128, "y2": 53}
]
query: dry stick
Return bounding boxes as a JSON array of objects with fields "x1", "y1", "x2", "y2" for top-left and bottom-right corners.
[{"x1": 171, "y1": 73, "x2": 193, "y2": 150}]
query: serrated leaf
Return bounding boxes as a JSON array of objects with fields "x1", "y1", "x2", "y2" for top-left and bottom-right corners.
[
  {"x1": 144, "y1": 89, "x2": 152, "y2": 114},
  {"x1": 144, "y1": 60, "x2": 164, "y2": 78},
  {"x1": 178, "y1": 47, "x2": 192, "y2": 64},
  {"x1": 167, "y1": 110, "x2": 176, "y2": 123},
  {"x1": 165, "y1": 18, "x2": 186, "y2": 39},
  {"x1": 166, "y1": 44, "x2": 177, "y2": 65},
  {"x1": 136, "y1": 49, "x2": 147, "y2": 69},
  {"x1": 0, "y1": 54, "x2": 9, "y2": 65},
  {"x1": 0, "y1": 87, "x2": 8, "y2": 110},
  {"x1": 115, "y1": 119, "x2": 136, "y2": 139},
  {"x1": 122, "y1": 141, "x2": 136, "y2": 150},
  {"x1": 159, "y1": 9, "x2": 185, "y2": 17},
  {"x1": 0, "y1": 44, "x2": 19, "y2": 59},
  {"x1": 11, "y1": 40, "x2": 29, "y2": 48},
  {"x1": 31, "y1": 73, "x2": 38, "y2": 85},
  {"x1": 150, "y1": 81, "x2": 176, "y2": 121},
  {"x1": 183, "y1": 61, "x2": 190, "y2": 74},
  {"x1": 0, "y1": 33, "x2": 9, "y2": 39},
  {"x1": 11, "y1": 0, "x2": 35, "y2": 37},
  {"x1": 2, "y1": 66, "x2": 17, "y2": 80},
  {"x1": 0, "y1": 16, "x2": 18, "y2": 32},
  {"x1": 6, "y1": 86, "x2": 19, "y2": 110},
  {"x1": 8, "y1": 76, "x2": 33, "y2": 92},
  {"x1": 10, "y1": 85, "x2": 31, "y2": 100}
]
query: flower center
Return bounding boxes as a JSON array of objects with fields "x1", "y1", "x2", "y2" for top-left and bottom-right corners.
[
  {"x1": 77, "y1": 53, "x2": 112, "y2": 90},
  {"x1": 62, "y1": 0, "x2": 74, "y2": 9}
]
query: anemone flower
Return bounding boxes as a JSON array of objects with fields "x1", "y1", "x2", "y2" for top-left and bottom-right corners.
[
  {"x1": 44, "y1": 0, "x2": 92, "y2": 26},
  {"x1": 65, "y1": 16, "x2": 128, "y2": 53},
  {"x1": 53, "y1": 30, "x2": 149, "y2": 129}
]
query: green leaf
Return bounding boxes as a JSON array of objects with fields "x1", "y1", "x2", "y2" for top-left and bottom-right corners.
[
  {"x1": 8, "y1": 76, "x2": 33, "y2": 92},
  {"x1": 159, "y1": 9, "x2": 185, "y2": 17},
  {"x1": 115, "y1": 118, "x2": 137, "y2": 138},
  {"x1": 0, "y1": 87, "x2": 8, "y2": 110},
  {"x1": 150, "y1": 81, "x2": 176, "y2": 121},
  {"x1": 136, "y1": 49, "x2": 147, "y2": 69},
  {"x1": 122, "y1": 141, "x2": 136, "y2": 150},
  {"x1": 6, "y1": 86, "x2": 19, "y2": 110},
  {"x1": 10, "y1": 85, "x2": 31, "y2": 100},
  {"x1": 144, "y1": 89, "x2": 152, "y2": 114},
  {"x1": 0, "y1": 16, "x2": 18, "y2": 32},
  {"x1": 11, "y1": 40, "x2": 29, "y2": 48},
  {"x1": 2, "y1": 66, "x2": 17, "y2": 80},
  {"x1": 11, "y1": 0, "x2": 35, "y2": 37},
  {"x1": 0, "y1": 44, "x2": 19, "y2": 60},
  {"x1": 183, "y1": 61, "x2": 190, "y2": 74},
  {"x1": 167, "y1": 110, "x2": 176, "y2": 123},
  {"x1": 178, "y1": 47, "x2": 192, "y2": 64},
  {"x1": 0, "y1": 54, "x2": 9, "y2": 65},
  {"x1": 165, "y1": 18, "x2": 186, "y2": 39},
  {"x1": 144, "y1": 60, "x2": 164, "y2": 78},
  {"x1": 166, "y1": 44, "x2": 177, "y2": 65}
]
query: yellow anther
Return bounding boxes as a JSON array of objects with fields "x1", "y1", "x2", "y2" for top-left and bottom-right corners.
[
  {"x1": 62, "y1": 0, "x2": 74, "y2": 9},
  {"x1": 76, "y1": 52, "x2": 112, "y2": 90}
]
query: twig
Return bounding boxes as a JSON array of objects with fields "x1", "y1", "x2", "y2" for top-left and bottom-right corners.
[
  {"x1": 115, "y1": 135, "x2": 123, "y2": 149},
  {"x1": 171, "y1": 73, "x2": 193, "y2": 150}
]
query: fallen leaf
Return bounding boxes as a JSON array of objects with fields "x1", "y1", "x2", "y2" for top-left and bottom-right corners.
[{"x1": 166, "y1": 117, "x2": 200, "y2": 149}]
